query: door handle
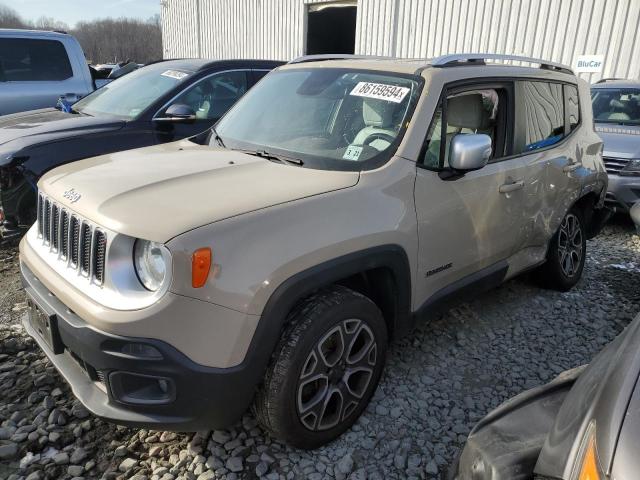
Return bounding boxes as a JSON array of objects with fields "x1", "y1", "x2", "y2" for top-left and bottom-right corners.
[
  {"x1": 499, "y1": 180, "x2": 524, "y2": 193},
  {"x1": 563, "y1": 162, "x2": 582, "y2": 173}
]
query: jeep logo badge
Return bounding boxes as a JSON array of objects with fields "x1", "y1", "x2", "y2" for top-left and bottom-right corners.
[{"x1": 63, "y1": 188, "x2": 81, "y2": 203}]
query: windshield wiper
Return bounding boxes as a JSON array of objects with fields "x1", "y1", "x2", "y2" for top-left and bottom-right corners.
[
  {"x1": 211, "y1": 126, "x2": 226, "y2": 148},
  {"x1": 243, "y1": 149, "x2": 304, "y2": 166}
]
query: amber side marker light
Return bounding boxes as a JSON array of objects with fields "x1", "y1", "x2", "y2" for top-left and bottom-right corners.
[
  {"x1": 577, "y1": 433, "x2": 602, "y2": 480},
  {"x1": 192, "y1": 248, "x2": 212, "y2": 288}
]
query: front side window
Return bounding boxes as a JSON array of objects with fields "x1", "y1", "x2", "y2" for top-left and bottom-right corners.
[
  {"x1": 0, "y1": 38, "x2": 72, "y2": 82},
  {"x1": 519, "y1": 81, "x2": 565, "y2": 152},
  {"x1": 214, "y1": 68, "x2": 422, "y2": 170},
  {"x1": 422, "y1": 88, "x2": 506, "y2": 169},
  {"x1": 73, "y1": 64, "x2": 194, "y2": 120},
  {"x1": 591, "y1": 87, "x2": 640, "y2": 126},
  {"x1": 167, "y1": 70, "x2": 248, "y2": 121}
]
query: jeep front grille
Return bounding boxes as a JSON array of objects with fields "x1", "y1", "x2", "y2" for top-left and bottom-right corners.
[
  {"x1": 603, "y1": 156, "x2": 630, "y2": 175},
  {"x1": 36, "y1": 193, "x2": 107, "y2": 285}
]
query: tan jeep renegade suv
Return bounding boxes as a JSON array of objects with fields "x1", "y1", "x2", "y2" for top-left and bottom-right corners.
[{"x1": 20, "y1": 54, "x2": 610, "y2": 448}]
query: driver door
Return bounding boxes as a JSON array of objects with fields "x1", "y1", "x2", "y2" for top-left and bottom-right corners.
[
  {"x1": 154, "y1": 70, "x2": 249, "y2": 142},
  {"x1": 413, "y1": 82, "x2": 529, "y2": 307}
]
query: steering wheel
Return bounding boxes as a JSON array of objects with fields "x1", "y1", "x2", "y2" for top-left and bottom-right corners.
[{"x1": 362, "y1": 132, "x2": 396, "y2": 149}]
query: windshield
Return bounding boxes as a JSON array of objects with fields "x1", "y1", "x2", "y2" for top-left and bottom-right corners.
[
  {"x1": 213, "y1": 68, "x2": 422, "y2": 170},
  {"x1": 74, "y1": 65, "x2": 194, "y2": 120},
  {"x1": 591, "y1": 88, "x2": 640, "y2": 125}
]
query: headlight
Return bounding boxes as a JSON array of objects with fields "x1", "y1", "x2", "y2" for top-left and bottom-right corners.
[
  {"x1": 134, "y1": 239, "x2": 170, "y2": 292},
  {"x1": 573, "y1": 423, "x2": 603, "y2": 480},
  {"x1": 623, "y1": 159, "x2": 640, "y2": 174}
]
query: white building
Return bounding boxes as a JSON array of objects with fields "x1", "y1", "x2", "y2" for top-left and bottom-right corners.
[{"x1": 161, "y1": 0, "x2": 640, "y2": 82}]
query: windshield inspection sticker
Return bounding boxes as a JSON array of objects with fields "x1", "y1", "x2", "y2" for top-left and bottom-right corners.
[
  {"x1": 161, "y1": 70, "x2": 189, "y2": 80},
  {"x1": 350, "y1": 82, "x2": 410, "y2": 103},
  {"x1": 343, "y1": 145, "x2": 363, "y2": 161}
]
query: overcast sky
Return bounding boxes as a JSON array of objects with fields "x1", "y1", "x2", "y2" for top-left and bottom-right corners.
[{"x1": 8, "y1": 0, "x2": 160, "y2": 26}]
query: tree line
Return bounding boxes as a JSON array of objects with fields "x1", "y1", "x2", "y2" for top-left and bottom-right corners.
[{"x1": 0, "y1": 4, "x2": 162, "y2": 64}]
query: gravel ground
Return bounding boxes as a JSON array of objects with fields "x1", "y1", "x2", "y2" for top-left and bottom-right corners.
[{"x1": 1, "y1": 218, "x2": 639, "y2": 480}]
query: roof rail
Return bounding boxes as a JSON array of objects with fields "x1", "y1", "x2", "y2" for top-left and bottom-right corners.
[
  {"x1": 288, "y1": 54, "x2": 391, "y2": 64},
  {"x1": 430, "y1": 53, "x2": 574, "y2": 75},
  {"x1": 595, "y1": 77, "x2": 624, "y2": 84}
]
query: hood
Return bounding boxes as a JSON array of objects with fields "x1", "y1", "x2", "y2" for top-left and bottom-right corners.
[
  {"x1": 0, "y1": 108, "x2": 124, "y2": 157},
  {"x1": 535, "y1": 314, "x2": 640, "y2": 479},
  {"x1": 39, "y1": 140, "x2": 360, "y2": 243},
  {"x1": 595, "y1": 124, "x2": 640, "y2": 158}
]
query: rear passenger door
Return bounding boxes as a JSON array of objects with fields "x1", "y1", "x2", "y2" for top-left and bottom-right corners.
[
  {"x1": 0, "y1": 37, "x2": 80, "y2": 114},
  {"x1": 414, "y1": 81, "x2": 530, "y2": 306},
  {"x1": 513, "y1": 81, "x2": 583, "y2": 249}
]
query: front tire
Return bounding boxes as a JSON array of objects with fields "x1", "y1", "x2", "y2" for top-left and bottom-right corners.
[
  {"x1": 253, "y1": 285, "x2": 387, "y2": 449},
  {"x1": 536, "y1": 207, "x2": 586, "y2": 291}
]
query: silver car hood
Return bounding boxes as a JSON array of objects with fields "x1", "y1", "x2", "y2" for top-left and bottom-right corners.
[
  {"x1": 596, "y1": 124, "x2": 640, "y2": 158},
  {"x1": 535, "y1": 314, "x2": 640, "y2": 478}
]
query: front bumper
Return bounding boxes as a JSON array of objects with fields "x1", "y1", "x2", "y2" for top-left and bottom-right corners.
[
  {"x1": 21, "y1": 262, "x2": 258, "y2": 431},
  {"x1": 452, "y1": 366, "x2": 584, "y2": 480},
  {"x1": 606, "y1": 174, "x2": 640, "y2": 212}
]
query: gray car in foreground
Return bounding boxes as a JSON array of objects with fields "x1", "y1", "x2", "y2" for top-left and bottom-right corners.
[
  {"x1": 453, "y1": 313, "x2": 640, "y2": 480},
  {"x1": 591, "y1": 80, "x2": 640, "y2": 212}
]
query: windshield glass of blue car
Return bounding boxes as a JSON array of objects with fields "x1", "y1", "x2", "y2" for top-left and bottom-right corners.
[
  {"x1": 592, "y1": 88, "x2": 640, "y2": 126},
  {"x1": 213, "y1": 68, "x2": 422, "y2": 170},
  {"x1": 73, "y1": 65, "x2": 194, "y2": 120}
]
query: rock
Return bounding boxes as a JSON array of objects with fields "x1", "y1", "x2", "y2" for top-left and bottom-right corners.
[
  {"x1": 256, "y1": 461, "x2": 269, "y2": 476},
  {"x1": 53, "y1": 452, "x2": 70, "y2": 465},
  {"x1": 114, "y1": 445, "x2": 128, "y2": 457},
  {"x1": 119, "y1": 457, "x2": 138, "y2": 472},
  {"x1": 70, "y1": 447, "x2": 88, "y2": 464},
  {"x1": 0, "y1": 441, "x2": 19, "y2": 460},
  {"x1": 160, "y1": 431, "x2": 177, "y2": 442},
  {"x1": 375, "y1": 405, "x2": 389, "y2": 415},
  {"x1": 211, "y1": 430, "x2": 231, "y2": 444},
  {"x1": 19, "y1": 451, "x2": 40, "y2": 468},
  {"x1": 425, "y1": 460, "x2": 438, "y2": 475},
  {"x1": 197, "y1": 471, "x2": 216, "y2": 480},
  {"x1": 71, "y1": 403, "x2": 90, "y2": 419},
  {"x1": 407, "y1": 454, "x2": 422, "y2": 469},
  {"x1": 337, "y1": 453, "x2": 354, "y2": 475},
  {"x1": 226, "y1": 456, "x2": 243, "y2": 473},
  {"x1": 68, "y1": 465, "x2": 84, "y2": 476}
]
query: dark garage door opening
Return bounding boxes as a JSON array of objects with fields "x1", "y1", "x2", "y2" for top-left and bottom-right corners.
[{"x1": 306, "y1": 5, "x2": 357, "y2": 55}]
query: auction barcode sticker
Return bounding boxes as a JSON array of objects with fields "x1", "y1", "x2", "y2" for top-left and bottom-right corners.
[
  {"x1": 161, "y1": 70, "x2": 189, "y2": 80},
  {"x1": 350, "y1": 82, "x2": 410, "y2": 103}
]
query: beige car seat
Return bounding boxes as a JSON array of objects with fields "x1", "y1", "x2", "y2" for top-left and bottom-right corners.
[
  {"x1": 352, "y1": 98, "x2": 398, "y2": 151},
  {"x1": 425, "y1": 94, "x2": 490, "y2": 167}
]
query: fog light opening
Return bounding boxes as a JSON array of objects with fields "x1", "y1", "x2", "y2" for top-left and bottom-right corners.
[{"x1": 109, "y1": 372, "x2": 175, "y2": 405}]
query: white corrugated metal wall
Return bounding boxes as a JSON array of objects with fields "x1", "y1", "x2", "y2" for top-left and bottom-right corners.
[{"x1": 161, "y1": 0, "x2": 640, "y2": 82}]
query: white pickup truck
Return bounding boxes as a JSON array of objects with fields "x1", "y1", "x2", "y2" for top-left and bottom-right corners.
[{"x1": 0, "y1": 29, "x2": 100, "y2": 116}]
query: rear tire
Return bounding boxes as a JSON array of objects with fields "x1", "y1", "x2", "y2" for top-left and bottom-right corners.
[
  {"x1": 253, "y1": 285, "x2": 387, "y2": 449},
  {"x1": 535, "y1": 207, "x2": 586, "y2": 291}
]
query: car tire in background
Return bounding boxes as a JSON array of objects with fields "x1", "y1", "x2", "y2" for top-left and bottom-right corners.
[
  {"x1": 535, "y1": 207, "x2": 587, "y2": 291},
  {"x1": 253, "y1": 285, "x2": 387, "y2": 449}
]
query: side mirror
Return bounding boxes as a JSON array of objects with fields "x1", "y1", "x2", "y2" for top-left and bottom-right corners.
[
  {"x1": 155, "y1": 104, "x2": 196, "y2": 124},
  {"x1": 449, "y1": 134, "x2": 492, "y2": 172}
]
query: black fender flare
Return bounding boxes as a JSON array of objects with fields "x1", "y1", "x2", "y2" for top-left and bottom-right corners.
[{"x1": 238, "y1": 244, "x2": 412, "y2": 393}]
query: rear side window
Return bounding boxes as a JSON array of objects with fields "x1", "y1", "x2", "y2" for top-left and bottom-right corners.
[
  {"x1": 520, "y1": 81, "x2": 565, "y2": 152},
  {"x1": 0, "y1": 38, "x2": 73, "y2": 82}
]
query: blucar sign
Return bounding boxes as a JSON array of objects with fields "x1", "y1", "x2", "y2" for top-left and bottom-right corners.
[{"x1": 575, "y1": 55, "x2": 604, "y2": 73}]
